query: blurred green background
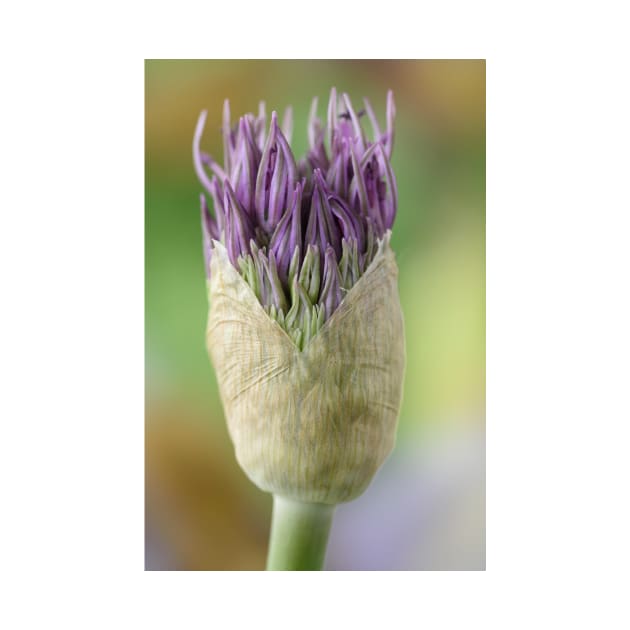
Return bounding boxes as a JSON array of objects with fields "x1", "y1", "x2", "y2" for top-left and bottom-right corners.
[{"x1": 145, "y1": 59, "x2": 485, "y2": 570}]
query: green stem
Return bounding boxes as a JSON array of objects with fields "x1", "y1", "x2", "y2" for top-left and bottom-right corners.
[{"x1": 266, "y1": 495, "x2": 335, "y2": 571}]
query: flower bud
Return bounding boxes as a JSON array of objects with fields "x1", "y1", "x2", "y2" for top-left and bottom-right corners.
[
  {"x1": 195, "y1": 89, "x2": 405, "y2": 504},
  {"x1": 207, "y1": 233, "x2": 404, "y2": 504}
]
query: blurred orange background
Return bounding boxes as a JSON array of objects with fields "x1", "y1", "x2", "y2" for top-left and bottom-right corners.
[{"x1": 145, "y1": 59, "x2": 485, "y2": 570}]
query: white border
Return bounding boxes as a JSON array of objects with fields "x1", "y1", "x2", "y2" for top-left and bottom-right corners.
[{"x1": 2, "y1": 1, "x2": 630, "y2": 628}]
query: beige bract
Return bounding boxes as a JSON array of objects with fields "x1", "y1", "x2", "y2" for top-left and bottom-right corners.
[{"x1": 206, "y1": 234, "x2": 405, "y2": 504}]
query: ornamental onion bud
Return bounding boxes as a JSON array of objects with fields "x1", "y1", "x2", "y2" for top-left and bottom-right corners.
[{"x1": 194, "y1": 89, "x2": 405, "y2": 505}]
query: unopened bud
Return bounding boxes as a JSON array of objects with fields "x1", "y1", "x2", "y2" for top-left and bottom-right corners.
[{"x1": 207, "y1": 234, "x2": 404, "y2": 504}]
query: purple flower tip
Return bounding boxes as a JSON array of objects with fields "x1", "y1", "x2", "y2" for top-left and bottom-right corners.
[{"x1": 194, "y1": 89, "x2": 398, "y2": 344}]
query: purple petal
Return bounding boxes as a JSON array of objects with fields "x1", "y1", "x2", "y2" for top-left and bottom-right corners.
[
  {"x1": 326, "y1": 147, "x2": 349, "y2": 198},
  {"x1": 232, "y1": 116, "x2": 260, "y2": 213},
  {"x1": 267, "y1": 145, "x2": 287, "y2": 230},
  {"x1": 359, "y1": 141, "x2": 379, "y2": 168},
  {"x1": 222, "y1": 99, "x2": 233, "y2": 173},
  {"x1": 348, "y1": 140, "x2": 369, "y2": 217},
  {"x1": 269, "y1": 181, "x2": 303, "y2": 284},
  {"x1": 192, "y1": 111, "x2": 216, "y2": 196},
  {"x1": 363, "y1": 97, "x2": 382, "y2": 144},
  {"x1": 328, "y1": 193, "x2": 365, "y2": 252},
  {"x1": 254, "y1": 111, "x2": 279, "y2": 228},
  {"x1": 201, "y1": 193, "x2": 219, "y2": 241},
  {"x1": 306, "y1": 170, "x2": 342, "y2": 263},
  {"x1": 342, "y1": 93, "x2": 367, "y2": 154},
  {"x1": 281, "y1": 106, "x2": 293, "y2": 145},
  {"x1": 327, "y1": 87, "x2": 338, "y2": 151},
  {"x1": 386, "y1": 90, "x2": 395, "y2": 158},
  {"x1": 208, "y1": 176, "x2": 225, "y2": 235},
  {"x1": 308, "y1": 97, "x2": 319, "y2": 149},
  {"x1": 200, "y1": 194, "x2": 216, "y2": 278},
  {"x1": 255, "y1": 101, "x2": 267, "y2": 150},
  {"x1": 224, "y1": 181, "x2": 254, "y2": 266},
  {"x1": 275, "y1": 125, "x2": 298, "y2": 208},
  {"x1": 375, "y1": 143, "x2": 398, "y2": 229}
]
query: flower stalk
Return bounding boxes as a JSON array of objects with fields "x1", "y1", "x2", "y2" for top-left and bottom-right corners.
[{"x1": 266, "y1": 496, "x2": 335, "y2": 571}]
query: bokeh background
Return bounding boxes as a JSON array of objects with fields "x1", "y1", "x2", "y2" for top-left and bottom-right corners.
[{"x1": 145, "y1": 59, "x2": 485, "y2": 570}]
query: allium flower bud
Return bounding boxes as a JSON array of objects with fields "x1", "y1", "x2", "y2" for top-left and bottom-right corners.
[{"x1": 194, "y1": 89, "x2": 405, "y2": 504}]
